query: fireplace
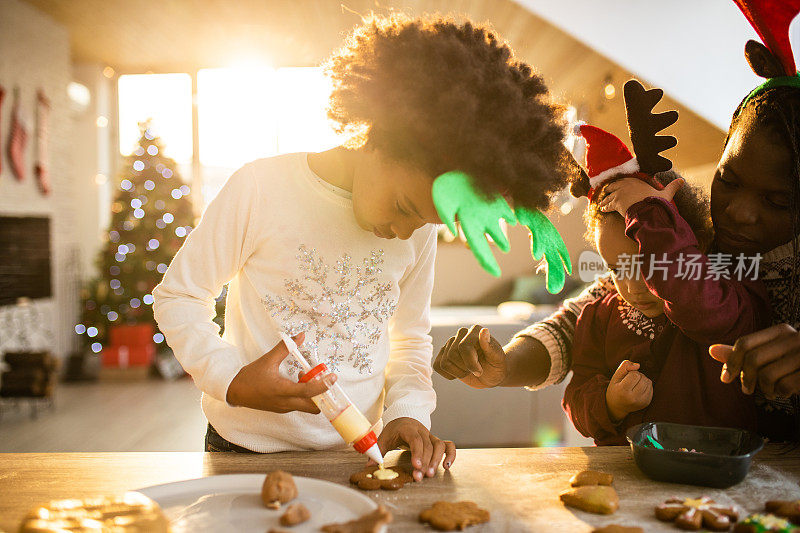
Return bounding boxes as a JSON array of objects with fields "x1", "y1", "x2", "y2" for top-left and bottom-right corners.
[
  {"x1": 0, "y1": 216, "x2": 56, "y2": 414},
  {"x1": 0, "y1": 216, "x2": 52, "y2": 306}
]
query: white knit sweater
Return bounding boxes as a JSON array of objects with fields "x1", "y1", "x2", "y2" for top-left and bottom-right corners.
[{"x1": 153, "y1": 153, "x2": 437, "y2": 452}]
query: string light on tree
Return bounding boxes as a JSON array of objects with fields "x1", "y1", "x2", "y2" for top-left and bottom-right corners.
[{"x1": 77, "y1": 120, "x2": 195, "y2": 356}]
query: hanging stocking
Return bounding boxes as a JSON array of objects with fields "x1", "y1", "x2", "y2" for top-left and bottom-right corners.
[
  {"x1": 35, "y1": 90, "x2": 51, "y2": 195},
  {"x1": 0, "y1": 85, "x2": 5, "y2": 175},
  {"x1": 7, "y1": 88, "x2": 29, "y2": 181}
]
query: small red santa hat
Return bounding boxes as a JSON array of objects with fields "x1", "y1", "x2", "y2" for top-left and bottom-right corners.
[{"x1": 576, "y1": 123, "x2": 640, "y2": 199}]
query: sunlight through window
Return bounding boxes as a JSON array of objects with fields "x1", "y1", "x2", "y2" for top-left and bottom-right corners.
[
  {"x1": 197, "y1": 66, "x2": 341, "y2": 206},
  {"x1": 118, "y1": 73, "x2": 193, "y2": 164},
  {"x1": 197, "y1": 66, "x2": 279, "y2": 168},
  {"x1": 119, "y1": 67, "x2": 342, "y2": 209}
]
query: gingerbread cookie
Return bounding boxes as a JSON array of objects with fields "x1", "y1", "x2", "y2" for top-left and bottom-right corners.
[
  {"x1": 559, "y1": 485, "x2": 619, "y2": 515},
  {"x1": 419, "y1": 501, "x2": 490, "y2": 531},
  {"x1": 279, "y1": 502, "x2": 310, "y2": 526},
  {"x1": 766, "y1": 501, "x2": 800, "y2": 523},
  {"x1": 18, "y1": 493, "x2": 169, "y2": 533},
  {"x1": 349, "y1": 465, "x2": 412, "y2": 491},
  {"x1": 570, "y1": 470, "x2": 614, "y2": 487},
  {"x1": 655, "y1": 497, "x2": 738, "y2": 531},
  {"x1": 592, "y1": 526, "x2": 644, "y2": 533},
  {"x1": 261, "y1": 470, "x2": 297, "y2": 508},
  {"x1": 734, "y1": 513, "x2": 799, "y2": 533},
  {"x1": 321, "y1": 505, "x2": 393, "y2": 532}
]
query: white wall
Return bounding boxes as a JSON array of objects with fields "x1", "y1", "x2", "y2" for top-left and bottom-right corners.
[
  {"x1": 0, "y1": 0, "x2": 79, "y2": 357},
  {"x1": 72, "y1": 64, "x2": 114, "y2": 280},
  {"x1": 431, "y1": 203, "x2": 590, "y2": 306},
  {"x1": 515, "y1": 0, "x2": 762, "y2": 130}
]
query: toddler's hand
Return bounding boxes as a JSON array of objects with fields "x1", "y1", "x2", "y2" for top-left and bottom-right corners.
[
  {"x1": 598, "y1": 177, "x2": 684, "y2": 216},
  {"x1": 226, "y1": 333, "x2": 335, "y2": 413},
  {"x1": 605, "y1": 360, "x2": 653, "y2": 423},
  {"x1": 433, "y1": 326, "x2": 507, "y2": 388},
  {"x1": 375, "y1": 417, "x2": 457, "y2": 482}
]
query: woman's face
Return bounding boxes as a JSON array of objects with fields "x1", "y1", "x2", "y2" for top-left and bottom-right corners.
[
  {"x1": 350, "y1": 149, "x2": 441, "y2": 240},
  {"x1": 711, "y1": 120, "x2": 796, "y2": 255}
]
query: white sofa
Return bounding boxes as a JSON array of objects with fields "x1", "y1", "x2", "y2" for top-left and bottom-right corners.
[{"x1": 428, "y1": 306, "x2": 593, "y2": 448}]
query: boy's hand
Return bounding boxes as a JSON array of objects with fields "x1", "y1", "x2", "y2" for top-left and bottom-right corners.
[
  {"x1": 433, "y1": 326, "x2": 507, "y2": 388},
  {"x1": 226, "y1": 333, "x2": 335, "y2": 413},
  {"x1": 605, "y1": 360, "x2": 653, "y2": 423},
  {"x1": 598, "y1": 177, "x2": 684, "y2": 216},
  {"x1": 376, "y1": 417, "x2": 456, "y2": 482}
]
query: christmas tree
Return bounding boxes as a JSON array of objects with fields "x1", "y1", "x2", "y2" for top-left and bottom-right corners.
[{"x1": 76, "y1": 122, "x2": 195, "y2": 355}]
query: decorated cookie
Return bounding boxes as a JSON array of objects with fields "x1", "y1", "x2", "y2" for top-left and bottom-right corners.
[
  {"x1": 419, "y1": 501, "x2": 491, "y2": 531},
  {"x1": 279, "y1": 502, "x2": 310, "y2": 526},
  {"x1": 734, "y1": 513, "x2": 799, "y2": 533},
  {"x1": 592, "y1": 526, "x2": 644, "y2": 533},
  {"x1": 570, "y1": 470, "x2": 614, "y2": 487},
  {"x1": 18, "y1": 492, "x2": 169, "y2": 533},
  {"x1": 321, "y1": 505, "x2": 393, "y2": 533},
  {"x1": 261, "y1": 470, "x2": 298, "y2": 508},
  {"x1": 655, "y1": 497, "x2": 738, "y2": 531},
  {"x1": 766, "y1": 501, "x2": 800, "y2": 523},
  {"x1": 559, "y1": 485, "x2": 619, "y2": 515},
  {"x1": 349, "y1": 465, "x2": 412, "y2": 491}
]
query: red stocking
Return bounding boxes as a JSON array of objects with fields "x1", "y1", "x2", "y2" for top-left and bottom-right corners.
[
  {"x1": 0, "y1": 86, "x2": 5, "y2": 175},
  {"x1": 7, "y1": 88, "x2": 29, "y2": 182},
  {"x1": 35, "y1": 90, "x2": 50, "y2": 195}
]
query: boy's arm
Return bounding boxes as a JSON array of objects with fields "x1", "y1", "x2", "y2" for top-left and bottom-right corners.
[
  {"x1": 625, "y1": 197, "x2": 771, "y2": 346},
  {"x1": 152, "y1": 165, "x2": 258, "y2": 403},
  {"x1": 383, "y1": 227, "x2": 438, "y2": 429},
  {"x1": 562, "y1": 298, "x2": 626, "y2": 443},
  {"x1": 510, "y1": 273, "x2": 616, "y2": 389}
]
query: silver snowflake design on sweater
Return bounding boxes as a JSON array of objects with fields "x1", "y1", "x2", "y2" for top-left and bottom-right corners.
[{"x1": 263, "y1": 245, "x2": 397, "y2": 375}]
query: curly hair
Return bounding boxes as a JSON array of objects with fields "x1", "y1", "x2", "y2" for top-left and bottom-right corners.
[
  {"x1": 324, "y1": 13, "x2": 578, "y2": 211},
  {"x1": 584, "y1": 171, "x2": 714, "y2": 251}
]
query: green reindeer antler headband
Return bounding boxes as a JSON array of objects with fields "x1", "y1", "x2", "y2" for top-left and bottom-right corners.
[{"x1": 431, "y1": 171, "x2": 571, "y2": 294}]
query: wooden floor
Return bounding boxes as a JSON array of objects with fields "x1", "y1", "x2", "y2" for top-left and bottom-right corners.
[{"x1": 0, "y1": 379, "x2": 207, "y2": 452}]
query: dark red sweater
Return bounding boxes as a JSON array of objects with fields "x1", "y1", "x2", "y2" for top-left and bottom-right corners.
[{"x1": 563, "y1": 198, "x2": 772, "y2": 446}]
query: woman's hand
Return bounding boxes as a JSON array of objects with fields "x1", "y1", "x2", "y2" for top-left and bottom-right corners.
[
  {"x1": 226, "y1": 333, "x2": 335, "y2": 413},
  {"x1": 598, "y1": 177, "x2": 684, "y2": 216},
  {"x1": 709, "y1": 324, "x2": 800, "y2": 398},
  {"x1": 376, "y1": 417, "x2": 456, "y2": 481},
  {"x1": 433, "y1": 326, "x2": 507, "y2": 388}
]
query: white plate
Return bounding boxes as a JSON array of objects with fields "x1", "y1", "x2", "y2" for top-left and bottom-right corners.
[{"x1": 137, "y1": 473, "x2": 383, "y2": 533}]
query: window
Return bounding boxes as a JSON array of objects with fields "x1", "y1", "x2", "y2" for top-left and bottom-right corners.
[
  {"x1": 118, "y1": 67, "x2": 342, "y2": 210},
  {"x1": 197, "y1": 66, "x2": 340, "y2": 206},
  {"x1": 118, "y1": 73, "x2": 193, "y2": 166}
]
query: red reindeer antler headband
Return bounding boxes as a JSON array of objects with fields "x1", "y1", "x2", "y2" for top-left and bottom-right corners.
[{"x1": 733, "y1": 0, "x2": 800, "y2": 113}]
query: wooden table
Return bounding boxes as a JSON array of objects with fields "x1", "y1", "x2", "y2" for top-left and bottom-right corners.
[{"x1": 1, "y1": 446, "x2": 799, "y2": 532}]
